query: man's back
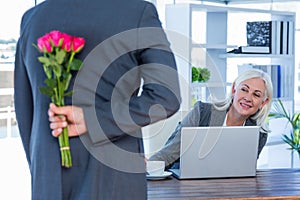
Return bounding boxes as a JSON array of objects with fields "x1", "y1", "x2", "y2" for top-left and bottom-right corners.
[{"x1": 15, "y1": 0, "x2": 181, "y2": 199}]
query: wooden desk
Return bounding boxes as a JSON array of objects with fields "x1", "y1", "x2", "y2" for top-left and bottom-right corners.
[{"x1": 147, "y1": 168, "x2": 300, "y2": 199}]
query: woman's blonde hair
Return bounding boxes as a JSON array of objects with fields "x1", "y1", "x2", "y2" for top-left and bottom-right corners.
[{"x1": 211, "y1": 68, "x2": 273, "y2": 128}]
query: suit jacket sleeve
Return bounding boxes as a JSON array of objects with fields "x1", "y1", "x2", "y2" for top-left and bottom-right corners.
[
  {"x1": 14, "y1": 17, "x2": 34, "y2": 165},
  {"x1": 82, "y1": 2, "x2": 181, "y2": 145},
  {"x1": 149, "y1": 102, "x2": 203, "y2": 167}
]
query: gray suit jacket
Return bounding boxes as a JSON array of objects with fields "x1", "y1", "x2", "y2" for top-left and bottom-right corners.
[
  {"x1": 14, "y1": 0, "x2": 181, "y2": 199},
  {"x1": 149, "y1": 101, "x2": 268, "y2": 169}
]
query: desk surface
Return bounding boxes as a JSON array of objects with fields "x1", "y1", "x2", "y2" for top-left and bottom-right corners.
[{"x1": 147, "y1": 168, "x2": 300, "y2": 199}]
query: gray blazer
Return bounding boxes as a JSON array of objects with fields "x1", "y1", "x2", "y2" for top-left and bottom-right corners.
[
  {"x1": 149, "y1": 101, "x2": 268, "y2": 169},
  {"x1": 14, "y1": 0, "x2": 181, "y2": 199}
]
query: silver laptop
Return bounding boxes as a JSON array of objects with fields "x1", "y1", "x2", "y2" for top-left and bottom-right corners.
[{"x1": 169, "y1": 126, "x2": 260, "y2": 179}]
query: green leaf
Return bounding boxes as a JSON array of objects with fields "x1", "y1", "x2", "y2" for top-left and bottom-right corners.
[
  {"x1": 268, "y1": 112, "x2": 286, "y2": 119},
  {"x1": 278, "y1": 99, "x2": 290, "y2": 120},
  {"x1": 43, "y1": 65, "x2": 52, "y2": 79},
  {"x1": 56, "y1": 49, "x2": 66, "y2": 65},
  {"x1": 282, "y1": 131, "x2": 300, "y2": 151},
  {"x1": 283, "y1": 134, "x2": 294, "y2": 147},
  {"x1": 269, "y1": 99, "x2": 300, "y2": 151},
  {"x1": 269, "y1": 99, "x2": 292, "y2": 124},
  {"x1": 293, "y1": 113, "x2": 300, "y2": 128},
  {"x1": 44, "y1": 79, "x2": 57, "y2": 88},
  {"x1": 191, "y1": 67, "x2": 199, "y2": 82},
  {"x1": 39, "y1": 86, "x2": 53, "y2": 97},
  {"x1": 198, "y1": 68, "x2": 210, "y2": 82},
  {"x1": 62, "y1": 74, "x2": 72, "y2": 91},
  {"x1": 70, "y1": 58, "x2": 83, "y2": 71},
  {"x1": 64, "y1": 91, "x2": 73, "y2": 97},
  {"x1": 191, "y1": 67, "x2": 210, "y2": 82},
  {"x1": 38, "y1": 56, "x2": 51, "y2": 67},
  {"x1": 32, "y1": 43, "x2": 39, "y2": 51},
  {"x1": 53, "y1": 64, "x2": 62, "y2": 77}
]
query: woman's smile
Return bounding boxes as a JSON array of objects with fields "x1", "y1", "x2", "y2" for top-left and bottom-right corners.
[{"x1": 240, "y1": 101, "x2": 252, "y2": 110}]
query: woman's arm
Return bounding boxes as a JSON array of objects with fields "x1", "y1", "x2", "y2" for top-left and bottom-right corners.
[{"x1": 149, "y1": 101, "x2": 204, "y2": 168}]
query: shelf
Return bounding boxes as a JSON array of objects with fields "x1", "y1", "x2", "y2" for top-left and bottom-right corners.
[
  {"x1": 192, "y1": 43, "x2": 237, "y2": 49},
  {"x1": 191, "y1": 82, "x2": 227, "y2": 88},
  {"x1": 166, "y1": 3, "x2": 295, "y2": 110},
  {"x1": 219, "y1": 53, "x2": 294, "y2": 59}
]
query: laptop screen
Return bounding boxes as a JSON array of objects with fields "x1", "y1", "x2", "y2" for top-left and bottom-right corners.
[{"x1": 171, "y1": 126, "x2": 259, "y2": 179}]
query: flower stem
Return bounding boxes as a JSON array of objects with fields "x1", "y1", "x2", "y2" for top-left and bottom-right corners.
[
  {"x1": 67, "y1": 52, "x2": 76, "y2": 73},
  {"x1": 55, "y1": 75, "x2": 72, "y2": 168},
  {"x1": 58, "y1": 127, "x2": 72, "y2": 167}
]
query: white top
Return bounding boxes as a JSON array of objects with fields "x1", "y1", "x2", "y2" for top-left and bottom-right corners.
[{"x1": 223, "y1": 113, "x2": 245, "y2": 126}]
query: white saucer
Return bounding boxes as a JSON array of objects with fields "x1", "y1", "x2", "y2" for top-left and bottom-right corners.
[{"x1": 146, "y1": 171, "x2": 172, "y2": 180}]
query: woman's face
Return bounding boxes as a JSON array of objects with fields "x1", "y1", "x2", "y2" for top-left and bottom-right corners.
[{"x1": 232, "y1": 77, "x2": 269, "y2": 117}]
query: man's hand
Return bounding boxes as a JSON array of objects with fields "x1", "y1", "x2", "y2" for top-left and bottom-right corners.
[{"x1": 48, "y1": 103, "x2": 87, "y2": 137}]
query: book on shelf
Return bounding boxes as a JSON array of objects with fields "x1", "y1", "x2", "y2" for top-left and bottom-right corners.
[
  {"x1": 228, "y1": 20, "x2": 293, "y2": 55},
  {"x1": 246, "y1": 21, "x2": 271, "y2": 47},
  {"x1": 275, "y1": 20, "x2": 282, "y2": 54},
  {"x1": 270, "y1": 20, "x2": 277, "y2": 54},
  {"x1": 242, "y1": 46, "x2": 270, "y2": 53},
  {"x1": 273, "y1": 20, "x2": 289, "y2": 55},
  {"x1": 287, "y1": 21, "x2": 294, "y2": 55},
  {"x1": 238, "y1": 63, "x2": 286, "y2": 98},
  {"x1": 246, "y1": 20, "x2": 293, "y2": 55},
  {"x1": 228, "y1": 46, "x2": 270, "y2": 54},
  {"x1": 280, "y1": 21, "x2": 288, "y2": 54}
]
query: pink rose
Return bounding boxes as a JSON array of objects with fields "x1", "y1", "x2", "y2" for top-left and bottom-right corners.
[
  {"x1": 72, "y1": 37, "x2": 85, "y2": 53},
  {"x1": 61, "y1": 33, "x2": 73, "y2": 52},
  {"x1": 49, "y1": 30, "x2": 63, "y2": 47},
  {"x1": 37, "y1": 34, "x2": 52, "y2": 53}
]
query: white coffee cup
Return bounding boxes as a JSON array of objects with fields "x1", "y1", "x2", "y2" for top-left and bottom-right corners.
[{"x1": 146, "y1": 161, "x2": 165, "y2": 176}]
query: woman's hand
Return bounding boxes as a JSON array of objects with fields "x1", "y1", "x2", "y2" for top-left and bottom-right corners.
[{"x1": 48, "y1": 103, "x2": 87, "y2": 137}]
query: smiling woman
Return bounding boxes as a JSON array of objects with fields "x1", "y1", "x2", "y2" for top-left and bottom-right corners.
[{"x1": 149, "y1": 68, "x2": 273, "y2": 169}]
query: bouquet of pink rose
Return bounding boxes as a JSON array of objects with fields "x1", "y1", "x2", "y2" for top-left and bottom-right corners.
[{"x1": 35, "y1": 30, "x2": 85, "y2": 168}]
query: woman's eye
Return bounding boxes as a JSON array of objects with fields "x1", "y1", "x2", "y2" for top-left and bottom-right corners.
[
  {"x1": 241, "y1": 88, "x2": 248, "y2": 92},
  {"x1": 254, "y1": 93, "x2": 261, "y2": 98}
]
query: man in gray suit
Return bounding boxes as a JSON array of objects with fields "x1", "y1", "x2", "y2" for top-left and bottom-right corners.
[{"x1": 14, "y1": 0, "x2": 181, "y2": 199}]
